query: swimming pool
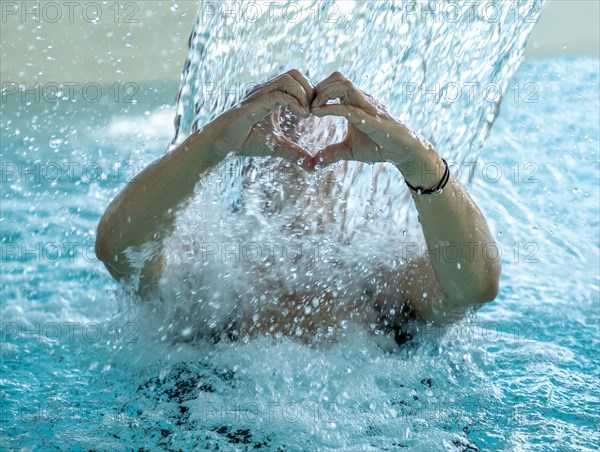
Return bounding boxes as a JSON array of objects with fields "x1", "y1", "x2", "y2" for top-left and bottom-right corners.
[
  {"x1": 2, "y1": 54, "x2": 598, "y2": 451},
  {"x1": 2, "y1": 0, "x2": 600, "y2": 447}
]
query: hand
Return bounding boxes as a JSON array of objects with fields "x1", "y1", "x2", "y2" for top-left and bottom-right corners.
[
  {"x1": 201, "y1": 70, "x2": 316, "y2": 171},
  {"x1": 310, "y1": 71, "x2": 436, "y2": 168}
]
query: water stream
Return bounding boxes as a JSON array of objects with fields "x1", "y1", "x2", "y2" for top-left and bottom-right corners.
[{"x1": 148, "y1": 0, "x2": 545, "y2": 343}]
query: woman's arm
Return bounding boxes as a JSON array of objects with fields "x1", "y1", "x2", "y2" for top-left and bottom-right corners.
[
  {"x1": 95, "y1": 70, "x2": 315, "y2": 290},
  {"x1": 94, "y1": 132, "x2": 223, "y2": 285},
  {"x1": 311, "y1": 71, "x2": 501, "y2": 323},
  {"x1": 395, "y1": 154, "x2": 500, "y2": 324}
]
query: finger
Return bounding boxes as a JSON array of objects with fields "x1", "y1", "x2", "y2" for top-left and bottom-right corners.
[
  {"x1": 313, "y1": 80, "x2": 374, "y2": 111},
  {"x1": 273, "y1": 137, "x2": 315, "y2": 172},
  {"x1": 313, "y1": 70, "x2": 347, "y2": 92},
  {"x1": 282, "y1": 69, "x2": 315, "y2": 111},
  {"x1": 313, "y1": 142, "x2": 353, "y2": 167},
  {"x1": 313, "y1": 73, "x2": 372, "y2": 110},
  {"x1": 271, "y1": 91, "x2": 307, "y2": 119},
  {"x1": 271, "y1": 72, "x2": 312, "y2": 116},
  {"x1": 244, "y1": 90, "x2": 306, "y2": 123}
]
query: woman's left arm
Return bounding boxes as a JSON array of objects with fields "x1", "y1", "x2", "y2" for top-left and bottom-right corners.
[{"x1": 311, "y1": 72, "x2": 500, "y2": 323}]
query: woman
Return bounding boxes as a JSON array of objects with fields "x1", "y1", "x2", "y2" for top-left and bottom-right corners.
[{"x1": 95, "y1": 70, "x2": 500, "y2": 345}]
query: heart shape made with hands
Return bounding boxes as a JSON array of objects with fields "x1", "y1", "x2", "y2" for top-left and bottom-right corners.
[
  {"x1": 275, "y1": 73, "x2": 391, "y2": 169},
  {"x1": 275, "y1": 101, "x2": 383, "y2": 171},
  {"x1": 247, "y1": 71, "x2": 392, "y2": 170}
]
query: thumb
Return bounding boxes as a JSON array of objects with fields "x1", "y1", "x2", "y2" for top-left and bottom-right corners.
[
  {"x1": 313, "y1": 141, "x2": 353, "y2": 168},
  {"x1": 274, "y1": 137, "x2": 316, "y2": 172}
]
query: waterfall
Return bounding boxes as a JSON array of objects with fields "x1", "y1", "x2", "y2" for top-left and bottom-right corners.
[
  {"x1": 170, "y1": 0, "x2": 543, "y2": 229},
  {"x1": 151, "y1": 0, "x2": 545, "y2": 339}
]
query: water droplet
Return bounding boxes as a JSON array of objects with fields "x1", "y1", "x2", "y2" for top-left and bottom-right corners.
[
  {"x1": 49, "y1": 137, "x2": 62, "y2": 149},
  {"x1": 181, "y1": 327, "x2": 193, "y2": 337}
]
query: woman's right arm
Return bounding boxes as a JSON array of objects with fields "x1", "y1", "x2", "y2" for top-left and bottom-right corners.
[
  {"x1": 94, "y1": 70, "x2": 315, "y2": 290},
  {"x1": 94, "y1": 131, "x2": 224, "y2": 285}
]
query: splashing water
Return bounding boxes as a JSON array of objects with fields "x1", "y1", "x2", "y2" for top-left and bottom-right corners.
[
  {"x1": 171, "y1": 0, "x2": 544, "y2": 229},
  {"x1": 139, "y1": 0, "x2": 544, "y2": 343},
  {"x1": 6, "y1": 1, "x2": 600, "y2": 450},
  {"x1": 173, "y1": 0, "x2": 543, "y2": 156}
]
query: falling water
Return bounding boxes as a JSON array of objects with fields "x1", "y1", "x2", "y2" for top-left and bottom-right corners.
[
  {"x1": 170, "y1": 0, "x2": 543, "y2": 228},
  {"x1": 139, "y1": 0, "x2": 545, "y2": 342},
  {"x1": 7, "y1": 1, "x2": 600, "y2": 449}
]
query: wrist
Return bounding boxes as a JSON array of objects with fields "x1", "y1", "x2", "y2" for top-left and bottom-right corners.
[
  {"x1": 394, "y1": 142, "x2": 446, "y2": 191},
  {"x1": 190, "y1": 126, "x2": 230, "y2": 162}
]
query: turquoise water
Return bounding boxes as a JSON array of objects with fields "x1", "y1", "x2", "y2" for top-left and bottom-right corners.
[{"x1": 2, "y1": 56, "x2": 598, "y2": 450}]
